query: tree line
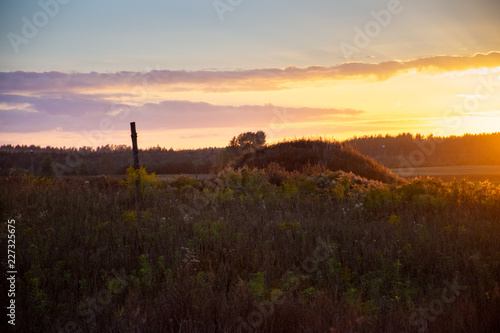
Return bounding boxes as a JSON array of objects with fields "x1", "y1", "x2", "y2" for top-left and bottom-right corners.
[
  {"x1": 346, "y1": 132, "x2": 500, "y2": 167},
  {"x1": 1, "y1": 132, "x2": 499, "y2": 176},
  {"x1": 0, "y1": 144, "x2": 222, "y2": 177}
]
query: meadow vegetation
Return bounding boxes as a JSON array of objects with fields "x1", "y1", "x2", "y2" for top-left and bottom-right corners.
[{"x1": 1, "y1": 164, "x2": 499, "y2": 332}]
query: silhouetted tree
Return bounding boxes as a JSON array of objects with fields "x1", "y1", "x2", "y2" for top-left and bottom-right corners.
[
  {"x1": 221, "y1": 131, "x2": 266, "y2": 168},
  {"x1": 228, "y1": 131, "x2": 266, "y2": 155}
]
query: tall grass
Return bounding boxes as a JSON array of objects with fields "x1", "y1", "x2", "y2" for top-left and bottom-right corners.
[{"x1": 0, "y1": 170, "x2": 499, "y2": 332}]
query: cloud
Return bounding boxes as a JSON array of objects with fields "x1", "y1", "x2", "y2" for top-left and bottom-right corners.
[
  {"x1": 180, "y1": 133, "x2": 220, "y2": 139},
  {"x1": 1, "y1": 51, "x2": 499, "y2": 146},
  {"x1": 1, "y1": 52, "x2": 499, "y2": 93},
  {"x1": 0, "y1": 94, "x2": 365, "y2": 133},
  {"x1": 0, "y1": 93, "x2": 127, "y2": 116},
  {"x1": 462, "y1": 110, "x2": 500, "y2": 117}
]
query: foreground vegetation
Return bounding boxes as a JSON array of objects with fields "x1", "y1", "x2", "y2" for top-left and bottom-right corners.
[{"x1": 1, "y1": 167, "x2": 500, "y2": 332}]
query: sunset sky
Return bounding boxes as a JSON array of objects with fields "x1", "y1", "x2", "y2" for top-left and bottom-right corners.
[{"x1": 1, "y1": 0, "x2": 500, "y2": 149}]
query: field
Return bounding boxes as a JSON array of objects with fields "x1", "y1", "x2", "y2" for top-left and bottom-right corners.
[
  {"x1": 1, "y1": 168, "x2": 500, "y2": 332},
  {"x1": 391, "y1": 165, "x2": 500, "y2": 184}
]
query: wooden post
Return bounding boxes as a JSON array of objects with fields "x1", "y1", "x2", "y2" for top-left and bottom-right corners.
[
  {"x1": 130, "y1": 122, "x2": 140, "y2": 169},
  {"x1": 130, "y1": 122, "x2": 141, "y2": 207}
]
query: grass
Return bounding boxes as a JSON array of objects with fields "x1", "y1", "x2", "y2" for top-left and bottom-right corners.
[
  {"x1": 391, "y1": 165, "x2": 500, "y2": 184},
  {"x1": 1, "y1": 169, "x2": 500, "y2": 332}
]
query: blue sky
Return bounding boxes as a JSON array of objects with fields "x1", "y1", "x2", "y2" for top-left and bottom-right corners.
[
  {"x1": 2, "y1": 0, "x2": 499, "y2": 72},
  {"x1": 1, "y1": 0, "x2": 500, "y2": 148}
]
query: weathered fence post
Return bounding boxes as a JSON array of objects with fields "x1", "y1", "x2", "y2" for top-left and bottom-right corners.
[
  {"x1": 131, "y1": 122, "x2": 140, "y2": 169},
  {"x1": 130, "y1": 122, "x2": 140, "y2": 203}
]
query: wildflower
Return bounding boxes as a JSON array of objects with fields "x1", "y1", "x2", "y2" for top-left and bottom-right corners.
[{"x1": 181, "y1": 247, "x2": 200, "y2": 267}]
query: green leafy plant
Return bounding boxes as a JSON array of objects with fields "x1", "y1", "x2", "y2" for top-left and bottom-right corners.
[{"x1": 121, "y1": 165, "x2": 158, "y2": 198}]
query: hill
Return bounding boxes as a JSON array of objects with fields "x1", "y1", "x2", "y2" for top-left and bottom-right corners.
[{"x1": 234, "y1": 138, "x2": 402, "y2": 183}]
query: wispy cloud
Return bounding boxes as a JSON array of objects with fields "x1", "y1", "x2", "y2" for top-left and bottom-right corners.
[
  {"x1": 0, "y1": 94, "x2": 365, "y2": 133},
  {"x1": 462, "y1": 110, "x2": 500, "y2": 117},
  {"x1": 1, "y1": 52, "x2": 499, "y2": 94}
]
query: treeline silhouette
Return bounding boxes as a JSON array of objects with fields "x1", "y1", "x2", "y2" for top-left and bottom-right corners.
[
  {"x1": 0, "y1": 144, "x2": 222, "y2": 176},
  {"x1": 346, "y1": 132, "x2": 500, "y2": 167},
  {"x1": 1, "y1": 132, "x2": 499, "y2": 176}
]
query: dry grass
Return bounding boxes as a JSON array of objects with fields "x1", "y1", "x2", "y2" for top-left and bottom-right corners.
[
  {"x1": 392, "y1": 165, "x2": 500, "y2": 184},
  {"x1": 1, "y1": 170, "x2": 499, "y2": 332}
]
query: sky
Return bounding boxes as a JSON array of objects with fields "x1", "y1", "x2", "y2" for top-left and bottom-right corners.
[{"x1": 1, "y1": 0, "x2": 500, "y2": 149}]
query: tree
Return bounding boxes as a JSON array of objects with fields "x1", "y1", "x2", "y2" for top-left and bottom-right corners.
[
  {"x1": 41, "y1": 156, "x2": 55, "y2": 177},
  {"x1": 228, "y1": 131, "x2": 266, "y2": 156},
  {"x1": 217, "y1": 131, "x2": 266, "y2": 169}
]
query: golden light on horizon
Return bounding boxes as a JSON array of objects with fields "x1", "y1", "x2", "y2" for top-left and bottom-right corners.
[{"x1": 1, "y1": 53, "x2": 499, "y2": 149}]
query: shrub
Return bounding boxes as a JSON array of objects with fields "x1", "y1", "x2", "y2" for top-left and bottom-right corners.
[{"x1": 120, "y1": 165, "x2": 158, "y2": 198}]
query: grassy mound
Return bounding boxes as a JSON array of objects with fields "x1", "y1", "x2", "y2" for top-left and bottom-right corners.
[{"x1": 235, "y1": 138, "x2": 402, "y2": 183}]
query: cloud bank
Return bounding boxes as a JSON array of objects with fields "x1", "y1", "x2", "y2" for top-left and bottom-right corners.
[
  {"x1": 0, "y1": 93, "x2": 364, "y2": 133},
  {"x1": 1, "y1": 51, "x2": 499, "y2": 148},
  {"x1": 1, "y1": 52, "x2": 499, "y2": 94}
]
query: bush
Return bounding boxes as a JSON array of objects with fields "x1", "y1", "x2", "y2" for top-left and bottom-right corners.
[{"x1": 120, "y1": 165, "x2": 158, "y2": 198}]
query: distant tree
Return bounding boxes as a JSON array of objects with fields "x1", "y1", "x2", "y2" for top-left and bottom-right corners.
[
  {"x1": 227, "y1": 131, "x2": 266, "y2": 155},
  {"x1": 41, "y1": 156, "x2": 55, "y2": 177},
  {"x1": 219, "y1": 131, "x2": 266, "y2": 168}
]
